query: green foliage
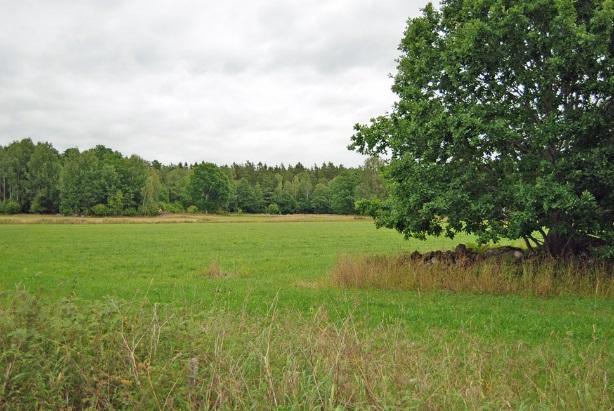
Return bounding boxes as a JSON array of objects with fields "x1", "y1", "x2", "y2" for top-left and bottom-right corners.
[
  {"x1": 272, "y1": 188, "x2": 297, "y2": 214},
  {"x1": 329, "y1": 173, "x2": 358, "y2": 215},
  {"x1": 1, "y1": 139, "x2": 386, "y2": 217},
  {"x1": 107, "y1": 191, "x2": 125, "y2": 216},
  {"x1": 311, "y1": 183, "x2": 332, "y2": 213},
  {"x1": 27, "y1": 142, "x2": 61, "y2": 213},
  {"x1": 236, "y1": 178, "x2": 263, "y2": 213},
  {"x1": 294, "y1": 172, "x2": 314, "y2": 212},
  {"x1": 266, "y1": 202, "x2": 280, "y2": 214},
  {"x1": 161, "y1": 167, "x2": 192, "y2": 206},
  {"x1": 141, "y1": 169, "x2": 161, "y2": 213},
  {"x1": 186, "y1": 205, "x2": 199, "y2": 214},
  {"x1": 354, "y1": 157, "x2": 387, "y2": 201},
  {"x1": 59, "y1": 150, "x2": 118, "y2": 215},
  {"x1": 351, "y1": 0, "x2": 614, "y2": 256},
  {"x1": 159, "y1": 201, "x2": 185, "y2": 213},
  {"x1": 310, "y1": 183, "x2": 332, "y2": 213},
  {"x1": 138, "y1": 204, "x2": 160, "y2": 216},
  {"x1": 90, "y1": 203, "x2": 109, "y2": 217},
  {"x1": 0, "y1": 138, "x2": 35, "y2": 210},
  {"x1": 355, "y1": 198, "x2": 382, "y2": 217},
  {"x1": 190, "y1": 163, "x2": 232, "y2": 213},
  {"x1": 0, "y1": 200, "x2": 21, "y2": 214}
]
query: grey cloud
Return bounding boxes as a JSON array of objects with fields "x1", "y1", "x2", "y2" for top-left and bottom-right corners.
[{"x1": 0, "y1": 0, "x2": 430, "y2": 165}]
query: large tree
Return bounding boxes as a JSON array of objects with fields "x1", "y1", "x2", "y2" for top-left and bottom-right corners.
[
  {"x1": 351, "y1": 0, "x2": 613, "y2": 257},
  {"x1": 236, "y1": 178, "x2": 263, "y2": 213},
  {"x1": 329, "y1": 173, "x2": 358, "y2": 215},
  {"x1": 59, "y1": 150, "x2": 119, "y2": 215},
  {"x1": 189, "y1": 162, "x2": 232, "y2": 213},
  {"x1": 27, "y1": 142, "x2": 61, "y2": 213}
]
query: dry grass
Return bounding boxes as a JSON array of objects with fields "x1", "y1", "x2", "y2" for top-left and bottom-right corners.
[
  {"x1": 0, "y1": 213, "x2": 367, "y2": 225},
  {"x1": 0, "y1": 290, "x2": 611, "y2": 409},
  {"x1": 331, "y1": 254, "x2": 614, "y2": 297},
  {"x1": 198, "y1": 260, "x2": 241, "y2": 279}
]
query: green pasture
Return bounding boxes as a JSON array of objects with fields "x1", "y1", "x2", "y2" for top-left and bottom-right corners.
[
  {"x1": 1, "y1": 218, "x2": 612, "y2": 344},
  {"x1": 1, "y1": 217, "x2": 613, "y2": 408}
]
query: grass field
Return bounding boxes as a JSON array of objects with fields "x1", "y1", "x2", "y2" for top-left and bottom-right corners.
[{"x1": 1, "y1": 214, "x2": 613, "y2": 408}]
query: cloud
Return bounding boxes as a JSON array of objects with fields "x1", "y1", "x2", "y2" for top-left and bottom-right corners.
[{"x1": 0, "y1": 0, "x2": 429, "y2": 166}]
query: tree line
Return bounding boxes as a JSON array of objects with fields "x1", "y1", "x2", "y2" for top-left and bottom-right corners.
[{"x1": 0, "y1": 139, "x2": 386, "y2": 216}]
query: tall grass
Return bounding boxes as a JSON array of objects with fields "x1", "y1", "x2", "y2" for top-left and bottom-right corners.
[
  {"x1": 0, "y1": 289, "x2": 612, "y2": 409},
  {"x1": 331, "y1": 255, "x2": 614, "y2": 297}
]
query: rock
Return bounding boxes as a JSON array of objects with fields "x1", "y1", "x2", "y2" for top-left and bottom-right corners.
[
  {"x1": 422, "y1": 250, "x2": 442, "y2": 264},
  {"x1": 455, "y1": 244, "x2": 469, "y2": 256},
  {"x1": 409, "y1": 251, "x2": 422, "y2": 261},
  {"x1": 483, "y1": 246, "x2": 524, "y2": 262},
  {"x1": 441, "y1": 250, "x2": 456, "y2": 264}
]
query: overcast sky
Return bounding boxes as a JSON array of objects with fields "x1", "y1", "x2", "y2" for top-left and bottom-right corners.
[{"x1": 0, "y1": 0, "x2": 430, "y2": 166}]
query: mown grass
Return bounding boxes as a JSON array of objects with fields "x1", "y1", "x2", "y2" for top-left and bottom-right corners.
[{"x1": 1, "y1": 216, "x2": 613, "y2": 408}]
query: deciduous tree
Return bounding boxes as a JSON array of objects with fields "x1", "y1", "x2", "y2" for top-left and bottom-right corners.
[
  {"x1": 189, "y1": 163, "x2": 231, "y2": 213},
  {"x1": 351, "y1": 0, "x2": 613, "y2": 257}
]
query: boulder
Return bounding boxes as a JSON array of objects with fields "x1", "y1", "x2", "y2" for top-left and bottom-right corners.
[{"x1": 483, "y1": 246, "x2": 524, "y2": 261}]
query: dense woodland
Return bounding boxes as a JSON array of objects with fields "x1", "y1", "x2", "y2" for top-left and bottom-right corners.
[{"x1": 0, "y1": 138, "x2": 386, "y2": 216}]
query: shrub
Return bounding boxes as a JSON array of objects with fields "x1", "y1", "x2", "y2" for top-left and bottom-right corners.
[
  {"x1": 266, "y1": 203, "x2": 280, "y2": 215},
  {"x1": 0, "y1": 200, "x2": 21, "y2": 214},
  {"x1": 138, "y1": 203, "x2": 160, "y2": 216},
  {"x1": 186, "y1": 205, "x2": 199, "y2": 214},
  {"x1": 90, "y1": 203, "x2": 109, "y2": 216},
  {"x1": 107, "y1": 191, "x2": 125, "y2": 216},
  {"x1": 354, "y1": 198, "x2": 381, "y2": 217},
  {"x1": 123, "y1": 208, "x2": 138, "y2": 216},
  {"x1": 29, "y1": 196, "x2": 45, "y2": 214},
  {"x1": 160, "y1": 201, "x2": 185, "y2": 214}
]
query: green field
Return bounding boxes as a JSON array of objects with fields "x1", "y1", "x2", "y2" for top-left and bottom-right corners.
[{"x1": 1, "y1": 216, "x2": 613, "y2": 408}]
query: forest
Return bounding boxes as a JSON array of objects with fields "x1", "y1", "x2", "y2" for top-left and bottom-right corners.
[{"x1": 0, "y1": 138, "x2": 386, "y2": 216}]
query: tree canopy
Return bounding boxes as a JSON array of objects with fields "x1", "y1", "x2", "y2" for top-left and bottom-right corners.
[
  {"x1": 190, "y1": 163, "x2": 232, "y2": 213},
  {"x1": 351, "y1": 0, "x2": 613, "y2": 257}
]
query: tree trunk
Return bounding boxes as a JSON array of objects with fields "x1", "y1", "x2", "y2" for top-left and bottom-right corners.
[
  {"x1": 543, "y1": 230, "x2": 569, "y2": 257},
  {"x1": 543, "y1": 229, "x2": 605, "y2": 257}
]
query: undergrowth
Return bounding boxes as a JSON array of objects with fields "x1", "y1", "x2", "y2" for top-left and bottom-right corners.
[{"x1": 0, "y1": 289, "x2": 612, "y2": 409}]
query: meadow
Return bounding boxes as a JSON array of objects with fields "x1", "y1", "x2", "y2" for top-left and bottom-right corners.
[{"x1": 1, "y1": 214, "x2": 613, "y2": 409}]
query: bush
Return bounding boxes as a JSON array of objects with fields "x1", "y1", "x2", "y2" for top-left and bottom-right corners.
[
  {"x1": 107, "y1": 191, "x2": 125, "y2": 216},
  {"x1": 354, "y1": 198, "x2": 381, "y2": 217},
  {"x1": 29, "y1": 196, "x2": 45, "y2": 214},
  {"x1": 160, "y1": 201, "x2": 185, "y2": 214},
  {"x1": 138, "y1": 203, "x2": 160, "y2": 216},
  {"x1": 0, "y1": 200, "x2": 21, "y2": 214},
  {"x1": 187, "y1": 205, "x2": 199, "y2": 214},
  {"x1": 90, "y1": 204, "x2": 109, "y2": 216},
  {"x1": 266, "y1": 203, "x2": 280, "y2": 215},
  {"x1": 123, "y1": 208, "x2": 138, "y2": 217}
]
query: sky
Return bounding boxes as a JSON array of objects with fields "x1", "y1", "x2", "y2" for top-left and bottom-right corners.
[{"x1": 0, "y1": 0, "x2": 430, "y2": 166}]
